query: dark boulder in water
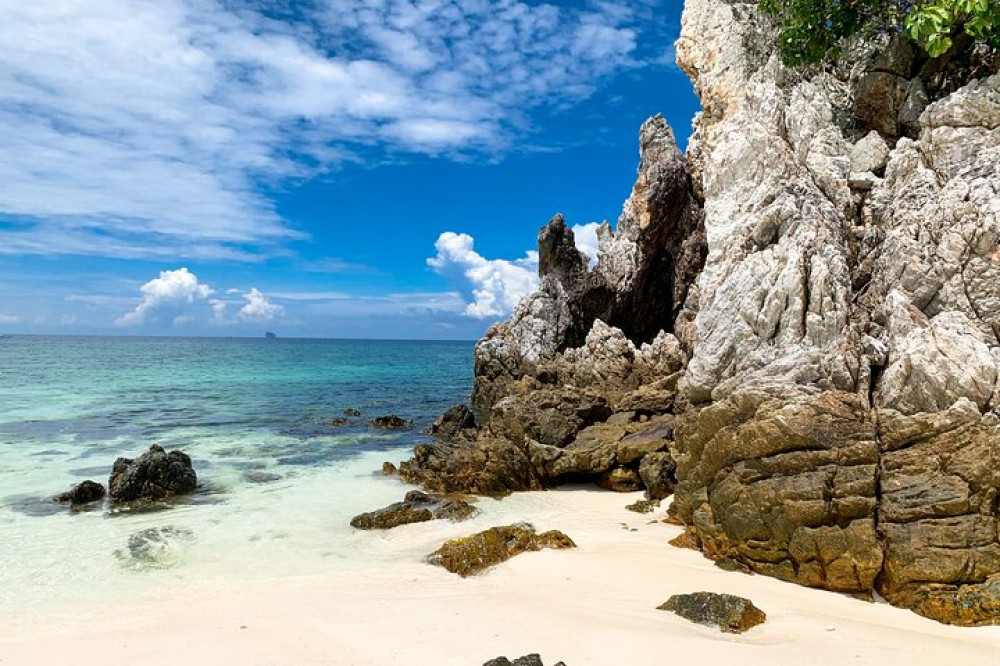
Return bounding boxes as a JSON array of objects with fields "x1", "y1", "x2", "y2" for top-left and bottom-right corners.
[
  {"x1": 344, "y1": 408, "x2": 362, "y2": 417},
  {"x1": 108, "y1": 444, "x2": 197, "y2": 503},
  {"x1": 381, "y1": 461, "x2": 398, "y2": 475},
  {"x1": 329, "y1": 417, "x2": 349, "y2": 426},
  {"x1": 372, "y1": 415, "x2": 412, "y2": 429},
  {"x1": 54, "y1": 480, "x2": 106, "y2": 505}
]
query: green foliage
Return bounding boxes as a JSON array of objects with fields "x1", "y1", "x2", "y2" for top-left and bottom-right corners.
[
  {"x1": 906, "y1": 0, "x2": 1000, "y2": 57},
  {"x1": 759, "y1": 0, "x2": 1000, "y2": 65}
]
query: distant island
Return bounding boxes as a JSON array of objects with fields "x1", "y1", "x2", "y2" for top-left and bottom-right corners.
[{"x1": 265, "y1": 332, "x2": 277, "y2": 339}]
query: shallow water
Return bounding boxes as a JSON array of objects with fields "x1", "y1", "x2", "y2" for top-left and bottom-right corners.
[{"x1": 0, "y1": 335, "x2": 475, "y2": 609}]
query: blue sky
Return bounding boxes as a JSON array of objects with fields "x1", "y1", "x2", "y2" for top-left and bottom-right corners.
[{"x1": 0, "y1": 0, "x2": 698, "y2": 339}]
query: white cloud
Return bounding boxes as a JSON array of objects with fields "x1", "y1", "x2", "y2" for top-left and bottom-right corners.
[
  {"x1": 0, "y1": 0, "x2": 643, "y2": 261},
  {"x1": 117, "y1": 267, "x2": 282, "y2": 327},
  {"x1": 236, "y1": 288, "x2": 284, "y2": 323},
  {"x1": 428, "y1": 223, "x2": 606, "y2": 317},
  {"x1": 116, "y1": 268, "x2": 214, "y2": 327},
  {"x1": 428, "y1": 232, "x2": 539, "y2": 318},
  {"x1": 0, "y1": 313, "x2": 22, "y2": 325},
  {"x1": 571, "y1": 222, "x2": 602, "y2": 267}
]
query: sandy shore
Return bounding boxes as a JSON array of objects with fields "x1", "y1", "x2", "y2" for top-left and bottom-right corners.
[{"x1": 3, "y1": 488, "x2": 999, "y2": 665}]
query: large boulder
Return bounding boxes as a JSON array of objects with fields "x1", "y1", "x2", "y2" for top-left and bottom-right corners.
[{"x1": 108, "y1": 445, "x2": 197, "y2": 503}]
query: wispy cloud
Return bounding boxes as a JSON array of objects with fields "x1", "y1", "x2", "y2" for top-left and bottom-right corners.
[{"x1": 0, "y1": 0, "x2": 643, "y2": 261}]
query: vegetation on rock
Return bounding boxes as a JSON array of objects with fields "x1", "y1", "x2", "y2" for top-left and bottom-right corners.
[{"x1": 760, "y1": 0, "x2": 1000, "y2": 64}]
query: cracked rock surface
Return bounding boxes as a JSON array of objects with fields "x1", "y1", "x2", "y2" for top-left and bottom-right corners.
[{"x1": 404, "y1": 0, "x2": 1000, "y2": 626}]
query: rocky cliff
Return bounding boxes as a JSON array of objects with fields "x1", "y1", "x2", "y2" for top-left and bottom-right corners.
[{"x1": 403, "y1": 0, "x2": 1000, "y2": 626}]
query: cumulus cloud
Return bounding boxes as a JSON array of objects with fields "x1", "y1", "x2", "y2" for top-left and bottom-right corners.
[
  {"x1": 117, "y1": 267, "x2": 282, "y2": 327},
  {"x1": 116, "y1": 268, "x2": 214, "y2": 327},
  {"x1": 0, "y1": 0, "x2": 647, "y2": 261},
  {"x1": 571, "y1": 222, "x2": 603, "y2": 266},
  {"x1": 428, "y1": 232, "x2": 539, "y2": 318},
  {"x1": 236, "y1": 288, "x2": 284, "y2": 323},
  {"x1": 428, "y1": 223, "x2": 607, "y2": 317}
]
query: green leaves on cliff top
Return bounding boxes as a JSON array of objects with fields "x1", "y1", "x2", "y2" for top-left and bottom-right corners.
[{"x1": 760, "y1": 0, "x2": 1000, "y2": 64}]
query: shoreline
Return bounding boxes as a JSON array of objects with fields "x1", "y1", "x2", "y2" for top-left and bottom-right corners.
[{"x1": 3, "y1": 488, "x2": 999, "y2": 665}]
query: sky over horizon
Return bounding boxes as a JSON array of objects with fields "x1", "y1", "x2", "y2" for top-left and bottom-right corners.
[{"x1": 0, "y1": 0, "x2": 699, "y2": 339}]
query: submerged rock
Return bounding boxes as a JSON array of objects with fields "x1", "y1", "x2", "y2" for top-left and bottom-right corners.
[
  {"x1": 115, "y1": 526, "x2": 195, "y2": 570},
  {"x1": 108, "y1": 445, "x2": 197, "y2": 503},
  {"x1": 243, "y1": 470, "x2": 281, "y2": 484},
  {"x1": 372, "y1": 415, "x2": 412, "y2": 429},
  {"x1": 429, "y1": 523, "x2": 575, "y2": 577},
  {"x1": 658, "y1": 592, "x2": 766, "y2": 633},
  {"x1": 344, "y1": 408, "x2": 362, "y2": 417},
  {"x1": 350, "y1": 490, "x2": 477, "y2": 530},
  {"x1": 54, "y1": 480, "x2": 106, "y2": 505}
]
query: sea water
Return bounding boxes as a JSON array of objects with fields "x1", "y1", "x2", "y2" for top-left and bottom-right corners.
[{"x1": 0, "y1": 336, "x2": 479, "y2": 611}]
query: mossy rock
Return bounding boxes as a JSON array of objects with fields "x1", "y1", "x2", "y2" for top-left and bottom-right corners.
[{"x1": 429, "y1": 523, "x2": 575, "y2": 577}]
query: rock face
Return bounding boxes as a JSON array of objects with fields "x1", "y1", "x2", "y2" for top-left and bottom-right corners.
[
  {"x1": 404, "y1": 0, "x2": 1000, "y2": 626},
  {"x1": 108, "y1": 445, "x2": 197, "y2": 503},
  {"x1": 666, "y1": 0, "x2": 1000, "y2": 625},
  {"x1": 350, "y1": 490, "x2": 477, "y2": 530},
  {"x1": 658, "y1": 592, "x2": 766, "y2": 633},
  {"x1": 428, "y1": 523, "x2": 575, "y2": 577}
]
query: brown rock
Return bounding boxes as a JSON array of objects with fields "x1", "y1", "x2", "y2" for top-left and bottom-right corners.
[
  {"x1": 638, "y1": 451, "x2": 676, "y2": 500},
  {"x1": 597, "y1": 467, "x2": 644, "y2": 492},
  {"x1": 671, "y1": 391, "x2": 882, "y2": 593},
  {"x1": 350, "y1": 490, "x2": 477, "y2": 530},
  {"x1": 658, "y1": 592, "x2": 766, "y2": 633},
  {"x1": 626, "y1": 498, "x2": 661, "y2": 514},
  {"x1": 616, "y1": 418, "x2": 672, "y2": 464},
  {"x1": 428, "y1": 523, "x2": 575, "y2": 577}
]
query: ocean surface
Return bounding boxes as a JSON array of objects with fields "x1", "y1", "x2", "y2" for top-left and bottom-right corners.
[{"x1": 0, "y1": 335, "x2": 481, "y2": 611}]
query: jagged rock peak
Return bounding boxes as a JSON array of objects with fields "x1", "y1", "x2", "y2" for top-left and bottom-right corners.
[{"x1": 537, "y1": 214, "x2": 587, "y2": 286}]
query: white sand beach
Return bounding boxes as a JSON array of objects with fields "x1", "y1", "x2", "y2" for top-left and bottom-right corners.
[{"x1": 3, "y1": 487, "x2": 999, "y2": 666}]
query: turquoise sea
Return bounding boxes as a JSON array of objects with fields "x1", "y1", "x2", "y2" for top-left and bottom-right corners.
[{"x1": 0, "y1": 335, "x2": 475, "y2": 611}]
